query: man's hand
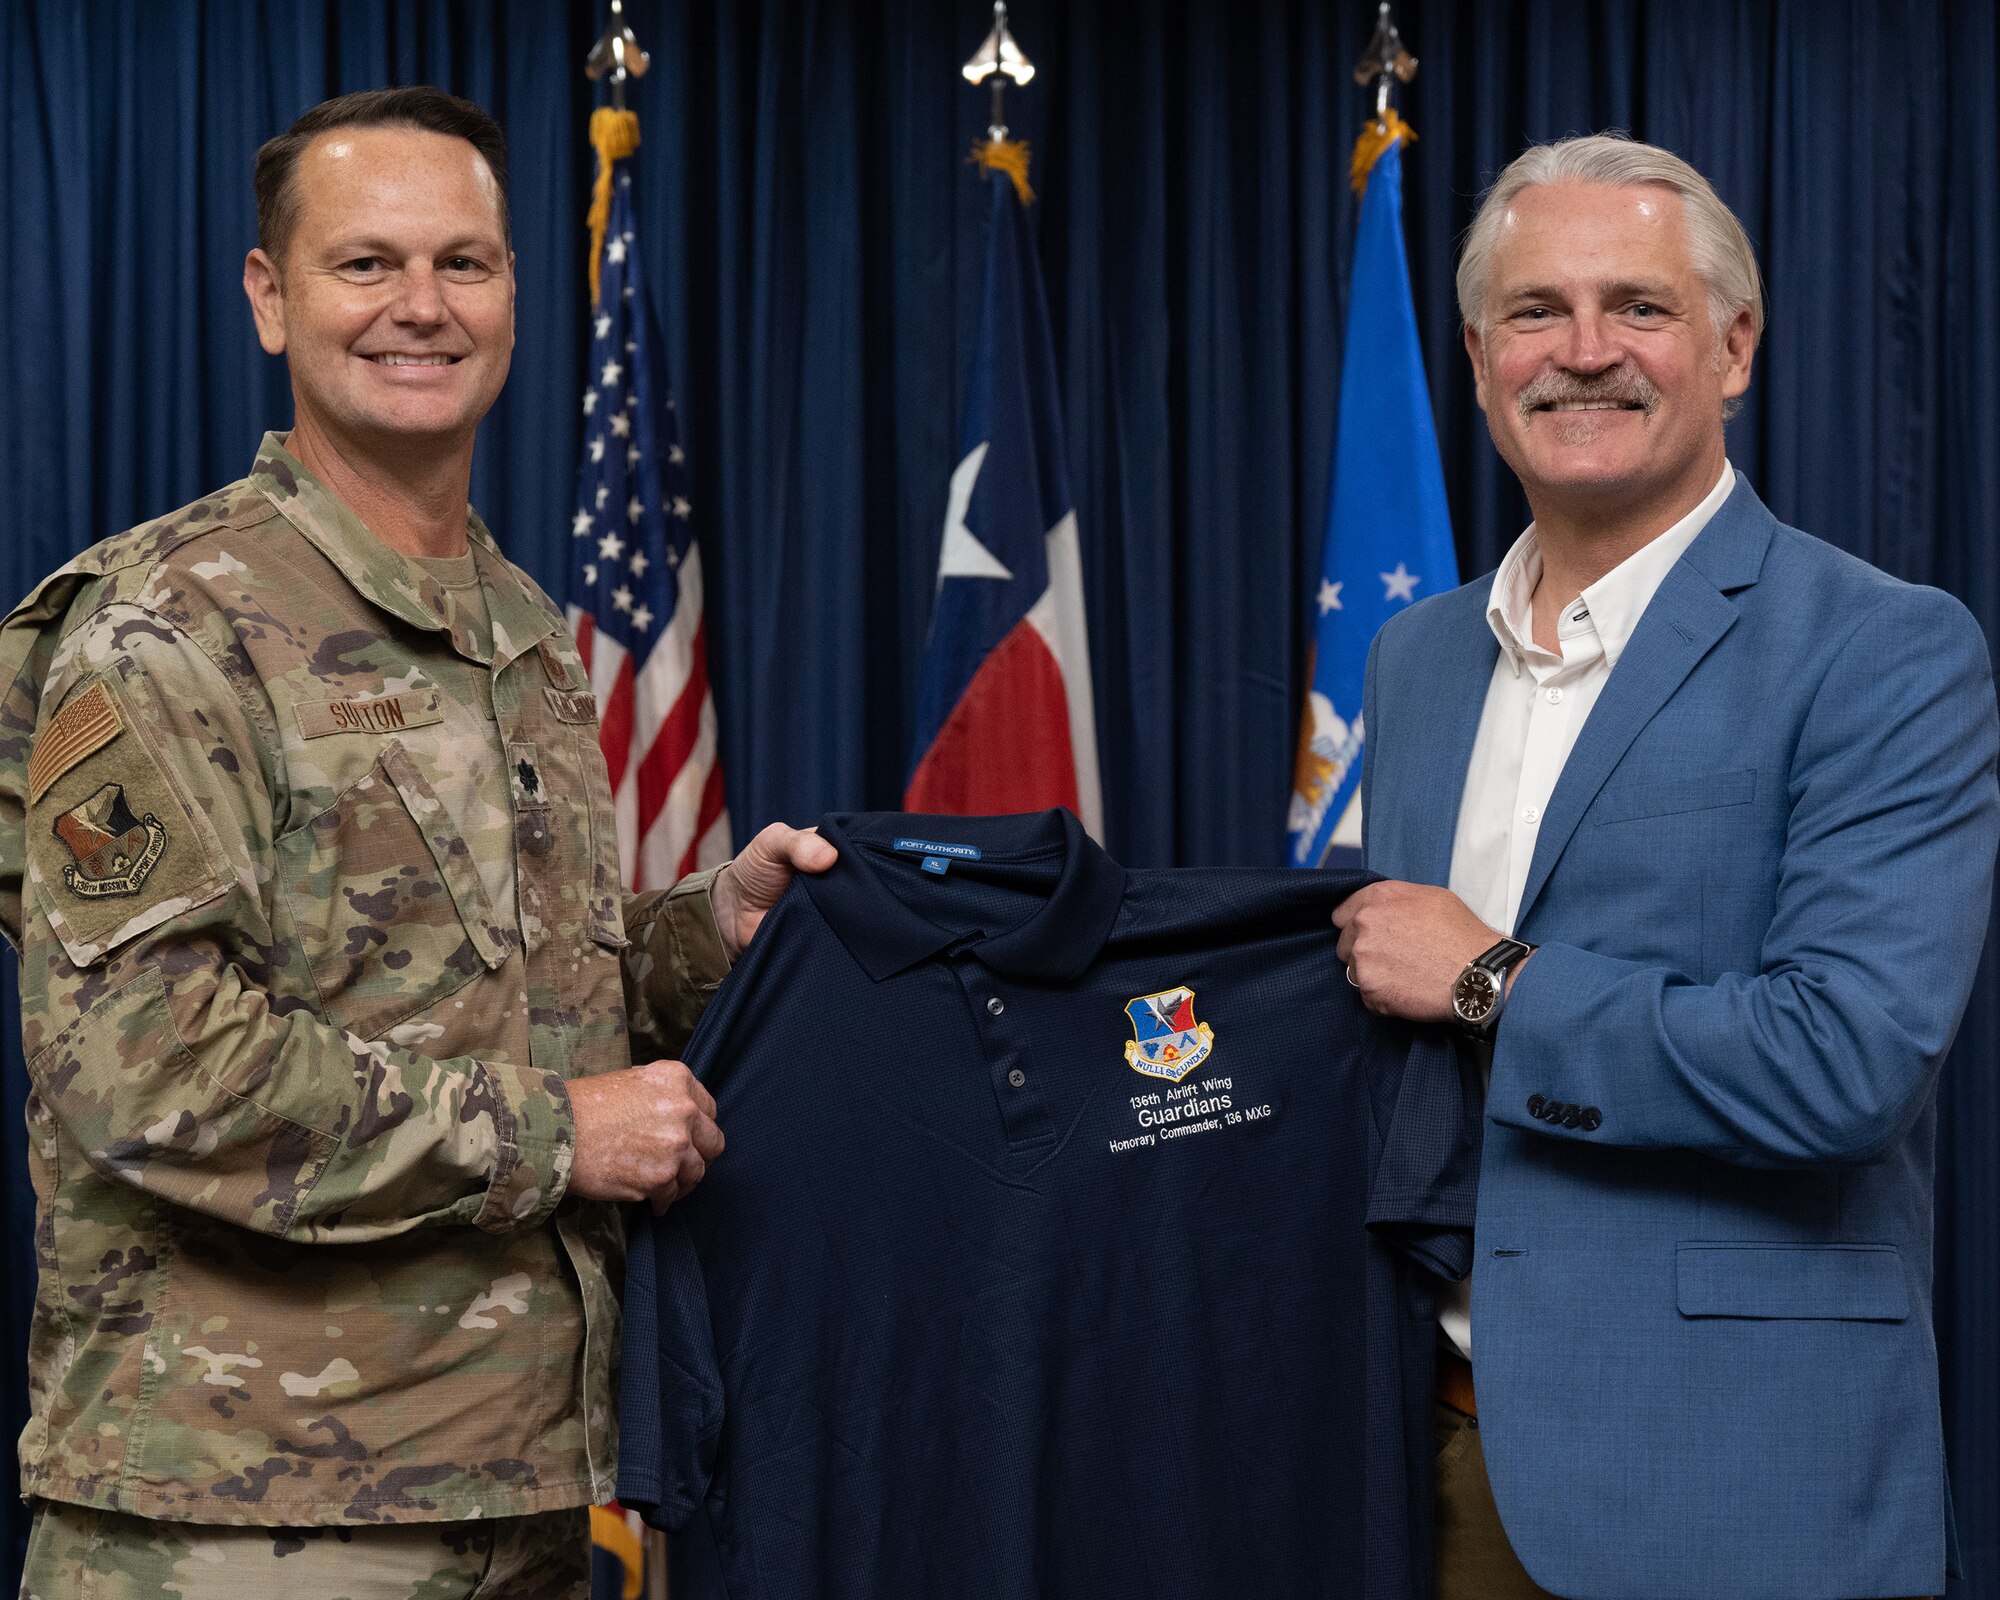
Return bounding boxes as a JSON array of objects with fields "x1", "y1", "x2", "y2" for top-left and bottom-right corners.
[
  {"x1": 1332, "y1": 880, "x2": 1506, "y2": 1022},
  {"x1": 566, "y1": 1061, "x2": 724, "y2": 1214},
  {"x1": 711, "y1": 822, "x2": 839, "y2": 961}
]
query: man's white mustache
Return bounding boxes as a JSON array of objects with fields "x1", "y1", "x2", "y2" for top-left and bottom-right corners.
[{"x1": 1516, "y1": 370, "x2": 1661, "y2": 421}]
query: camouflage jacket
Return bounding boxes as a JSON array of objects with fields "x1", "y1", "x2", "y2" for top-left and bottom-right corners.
[{"x1": 0, "y1": 436, "x2": 730, "y2": 1525}]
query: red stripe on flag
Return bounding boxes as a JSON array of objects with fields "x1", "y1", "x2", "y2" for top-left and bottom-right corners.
[
  {"x1": 904, "y1": 619, "x2": 1080, "y2": 817},
  {"x1": 598, "y1": 658, "x2": 638, "y2": 794},
  {"x1": 677, "y1": 758, "x2": 729, "y2": 880},
  {"x1": 574, "y1": 610, "x2": 596, "y2": 675},
  {"x1": 635, "y1": 619, "x2": 711, "y2": 833}
]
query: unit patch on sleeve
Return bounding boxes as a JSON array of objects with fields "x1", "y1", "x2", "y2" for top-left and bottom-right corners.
[
  {"x1": 27, "y1": 681, "x2": 123, "y2": 804},
  {"x1": 52, "y1": 782, "x2": 166, "y2": 897}
]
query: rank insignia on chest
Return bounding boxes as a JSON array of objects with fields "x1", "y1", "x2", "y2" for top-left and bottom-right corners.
[
  {"x1": 52, "y1": 782, "x2": 168, "y2": 898},
  {"x1": 1124, "y1": 985, "x2": 1216, "y2": 1083}
]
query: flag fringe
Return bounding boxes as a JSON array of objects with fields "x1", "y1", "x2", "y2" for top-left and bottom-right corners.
[
  {"x1": 588, "y1": 107, "x2": 642, "y2": 306},
  {"x1": 970, "y1": 136, "x2": 1036, "y2": 205},
  {"x1": 1350, "y1": 108, "x2": 1416, "y2": 195}
]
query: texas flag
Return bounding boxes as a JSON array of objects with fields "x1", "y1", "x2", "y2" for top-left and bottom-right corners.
[{"x1": 904, "y1": 160, "x2": 1102, "y2": 838}]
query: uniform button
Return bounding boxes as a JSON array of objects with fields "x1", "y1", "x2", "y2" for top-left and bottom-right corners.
[
  {"x1": 1527, "y1": 1094, "x2": 1547, "y2": 1118},
  {"x1": 987, "y1": 997, "x2": 1005, "y2": 1016},
  {"x1": 1007, "y1": 1068, "x2": 1026, "y2": 1088},
  {"x1": 1561, "y1": 1105, "x2": 1582, "y2": 1128},
  {"x1": 1521, "y1": 805, "x2": 1541, "y2": 823},
  {"x1": 1581, "y1": 1107, "x2": 1603, "y2": 1131},
  {"x1": 1546, "y1": 687, "x2": 1564, "y2": 705}
]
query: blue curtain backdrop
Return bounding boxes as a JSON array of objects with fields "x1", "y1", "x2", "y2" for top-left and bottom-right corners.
[{"x1": 3, "y1": 0, "x2": 1997, "y2": 1589}]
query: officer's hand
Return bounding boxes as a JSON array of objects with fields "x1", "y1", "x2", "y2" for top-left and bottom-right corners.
[
  {"x1": 711, "y1": 822, "x2": 839, "y2": 960},
  {"x1": 1331, "y1": 880, "x2": 1506, "y2": 1022},
  {"x1": 566, "y1": 1061, "x2": 725, "y2": 1214}
]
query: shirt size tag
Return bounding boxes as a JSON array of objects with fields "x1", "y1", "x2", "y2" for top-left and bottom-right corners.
[{"x1": 893, "y1": 837, "x2": 981, "y2": 878}]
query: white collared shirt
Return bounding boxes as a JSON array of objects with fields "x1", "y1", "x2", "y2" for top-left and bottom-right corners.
[{"x1": 1439, "y1": 461, "x2": 1737, "y2": 1361}]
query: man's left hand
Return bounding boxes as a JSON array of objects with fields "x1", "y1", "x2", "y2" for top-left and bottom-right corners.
[
  {"x1": 711, "y1": 823, "x2": 839, "y2": 961},
  {"x1": 1332, "y1": 880, "x2": 1505, "y2": 1022}
]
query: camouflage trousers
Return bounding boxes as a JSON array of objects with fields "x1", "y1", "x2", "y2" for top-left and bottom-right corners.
[{"x1": 19, "y1": 1500, "x2": 589, "y2": 1600}]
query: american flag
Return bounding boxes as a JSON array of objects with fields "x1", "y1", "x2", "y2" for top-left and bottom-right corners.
[{"x1": 566, "y1": 162, "x2": 730, "y2": 888}]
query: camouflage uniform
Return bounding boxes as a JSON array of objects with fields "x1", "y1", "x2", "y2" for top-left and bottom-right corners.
[
  {"x1": 0, "y1": 435, "x2": 729, "y2": 1530},
  {"x1": 19, "y1": 1499, "x2": 589, "y2": 1599}
]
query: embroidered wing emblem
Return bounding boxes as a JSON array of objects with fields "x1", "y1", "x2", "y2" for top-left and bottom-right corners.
[
  {"x1": 1123, "y1": 985, "x2": 1216, "y2": 1083},
  {"x1": 52, "y1": 782, "x2": 168, "y2": 898}
]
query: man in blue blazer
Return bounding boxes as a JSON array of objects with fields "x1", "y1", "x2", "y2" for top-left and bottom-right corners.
[{"x1": 1335, "y1": 134, "x2": 1998, "y2": 1600}]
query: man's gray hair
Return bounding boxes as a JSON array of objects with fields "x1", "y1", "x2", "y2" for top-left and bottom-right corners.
[{"x1": 1455, "y1": 133, "x2": 1765, "y2": 347}]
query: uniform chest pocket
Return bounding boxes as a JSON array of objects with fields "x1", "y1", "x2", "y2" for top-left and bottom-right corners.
[{"x1": 279, "y1": 739, "x2": 515, "y2": 1041}]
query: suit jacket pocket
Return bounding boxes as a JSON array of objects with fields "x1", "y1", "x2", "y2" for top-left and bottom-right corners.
[
  {"x1": 1675, "y1": 1242, "x2": 1909, "y2": 1321},
  {"x1": 1594, "y1": 767, "x2": 1755, "y2": 825}
]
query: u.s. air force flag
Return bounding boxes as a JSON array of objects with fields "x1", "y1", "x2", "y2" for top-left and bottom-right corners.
[
  {"x1": 1288, "y1": 119, "x2": 1456, "y2": 867},
  {"x1": 905, "y1": 146, "x2": 1102, "y2": 839}
]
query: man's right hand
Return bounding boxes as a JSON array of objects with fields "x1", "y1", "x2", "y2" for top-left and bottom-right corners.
[{"x1": 566, "y1": 1061, "x2": 724, "y2": 1214}]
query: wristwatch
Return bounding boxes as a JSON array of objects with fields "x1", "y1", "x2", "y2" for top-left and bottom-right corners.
[{"x1": 1451, "y1": 937, "x2": 1536, "y2": 1038}]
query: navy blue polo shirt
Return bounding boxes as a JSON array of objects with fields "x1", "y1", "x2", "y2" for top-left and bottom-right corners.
[{"x1": 618, "y1": 810, "x2": 1476, "y2": 1599}]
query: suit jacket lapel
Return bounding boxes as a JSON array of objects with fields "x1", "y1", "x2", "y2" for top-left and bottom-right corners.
[
  {"x1": 1512, "y1": 480, "x2": 1775, "y2": 930},
  {"x1": 1405, "y1": 596, "x2": 1500, "y2": 888}
]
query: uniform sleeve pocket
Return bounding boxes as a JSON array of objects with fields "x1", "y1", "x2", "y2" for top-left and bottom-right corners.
[
  {"x1": 282, "y1": 740, "x2": 514, "y2": 1042},
  {"x1": 1675, "y1": 1242, "x2": 1910, "y2": 1321},
  {"x1": 1594, "y1": 767, "x2": 1755, "y2": 825}
]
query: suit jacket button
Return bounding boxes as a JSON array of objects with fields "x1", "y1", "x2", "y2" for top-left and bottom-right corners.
[
  {"x1": 1581, "y1": 1107, "x2": 1602, "y2": 1131},
  {"x1": 1527, "y1": 1094, "x2": 1547, "y2": 1118},
  {"x1": 1561, "y1": 1105, "x2": 1582, "y2": 1128}
]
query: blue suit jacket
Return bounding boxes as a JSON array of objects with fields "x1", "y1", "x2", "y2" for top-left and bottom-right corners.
[{"x1": 1362, "y1": 478, "x2": 1999, "y2": 1600}]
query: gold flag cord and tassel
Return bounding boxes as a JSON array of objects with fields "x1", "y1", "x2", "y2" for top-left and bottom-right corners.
[
  {"x1": 587, "y1": 106, "x2": 642, "y2": 306},
  {"x1": 970, "y1": 135, "x2": 1035, "y2": 205},
  {"x1": 1349, "y1": 105, "x2": 1416, "y2": 195}
]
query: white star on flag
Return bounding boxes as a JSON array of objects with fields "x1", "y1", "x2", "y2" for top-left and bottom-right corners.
[
  {"x1": 595, "y1": 485, "x2": 610, "y2": 510},
  {"x1": 671, "y1": 496, "x2": 692, "y2": 520},
  {"x1": 629, "y1": 603, "x2": 653, "y2": 632},
  {"x1": 597, "y1": 531, "x2": 626, "y2": 561},
  {"x1": 609, "y1": 411, "x2": 632, "y2": 438},
  {"x1": 1381, "y1": 563, "x2": 1421, "y2": 603},
  {"x1": 600, "y1": 360, "x2": 623, "y2": 388},
  {"x1": 626, "y1": 444, "x2": 641, "y2": 470},
  {"x1": 625, "y1": 340, "x2": 638, "y2": 355},
  {"x1": 571, "y1": 510, "x2": 593, "y2": 538},
  {"x1": 588, "y1": 437, "x2": 605, "y2": 463},
  {"x1": 583, "y1": 562, "x2": 598, "y2": 585},
  {"x1": 668, "y1": 444, "x2": 684, "y2": 465},
  {"x1": 1317, "y1": 579, "x2": 1343, "y2": 614},
  {"x1": 628, "y1": 496, "x2": 646, "y2": 524},
  {"x1": 582, "y1": 390, "x2": 598, "y2": 416},
  {"x1": 595, "y1": 314, "x2": 612, "y2": 340},
  {"x1": 629, "y1": 551, "x2": 650, "y2": 577},
  {"x1": 611, "y1": 584, "x2": 633, "y2": 612},
  {"x1": 606, "y1": 237, "x2": 627, "y2": 264}
]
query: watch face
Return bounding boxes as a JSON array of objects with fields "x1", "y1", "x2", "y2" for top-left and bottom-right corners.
[{"x1": 1453, "y1": 966, "x2": 1499, "y2": 1024}]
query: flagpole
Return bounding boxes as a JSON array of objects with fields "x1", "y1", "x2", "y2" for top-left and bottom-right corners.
[{"x1": 1286, "y1": 3, "x2": 1457, "y2": 868}]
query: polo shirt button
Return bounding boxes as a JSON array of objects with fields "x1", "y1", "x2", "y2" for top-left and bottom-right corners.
[
  {"x1": 987, "y1": 997, "x2": 1005, "y2": 1016},
  {"x1": 1007, "y1": 1069, "x2": 1026, "y2": 1089}
]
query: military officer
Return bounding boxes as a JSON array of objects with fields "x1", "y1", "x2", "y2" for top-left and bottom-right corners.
[{"x1": 0, "y1": 86, "x2": 832, "y2": 1597}]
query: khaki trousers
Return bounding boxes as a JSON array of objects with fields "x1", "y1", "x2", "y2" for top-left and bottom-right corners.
[{"x1": 18, "y1": 1500, "x2": 590, "y2": 1600}]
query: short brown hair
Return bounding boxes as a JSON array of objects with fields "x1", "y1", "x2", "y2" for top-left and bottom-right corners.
[{"x1": 253, "y1": 86, "x2": 510, "y2": 263}]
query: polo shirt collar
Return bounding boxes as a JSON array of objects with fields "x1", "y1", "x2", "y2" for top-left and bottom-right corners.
[{"x1": 805, "y1": 809, "x2": 1126, "y2": 983}]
